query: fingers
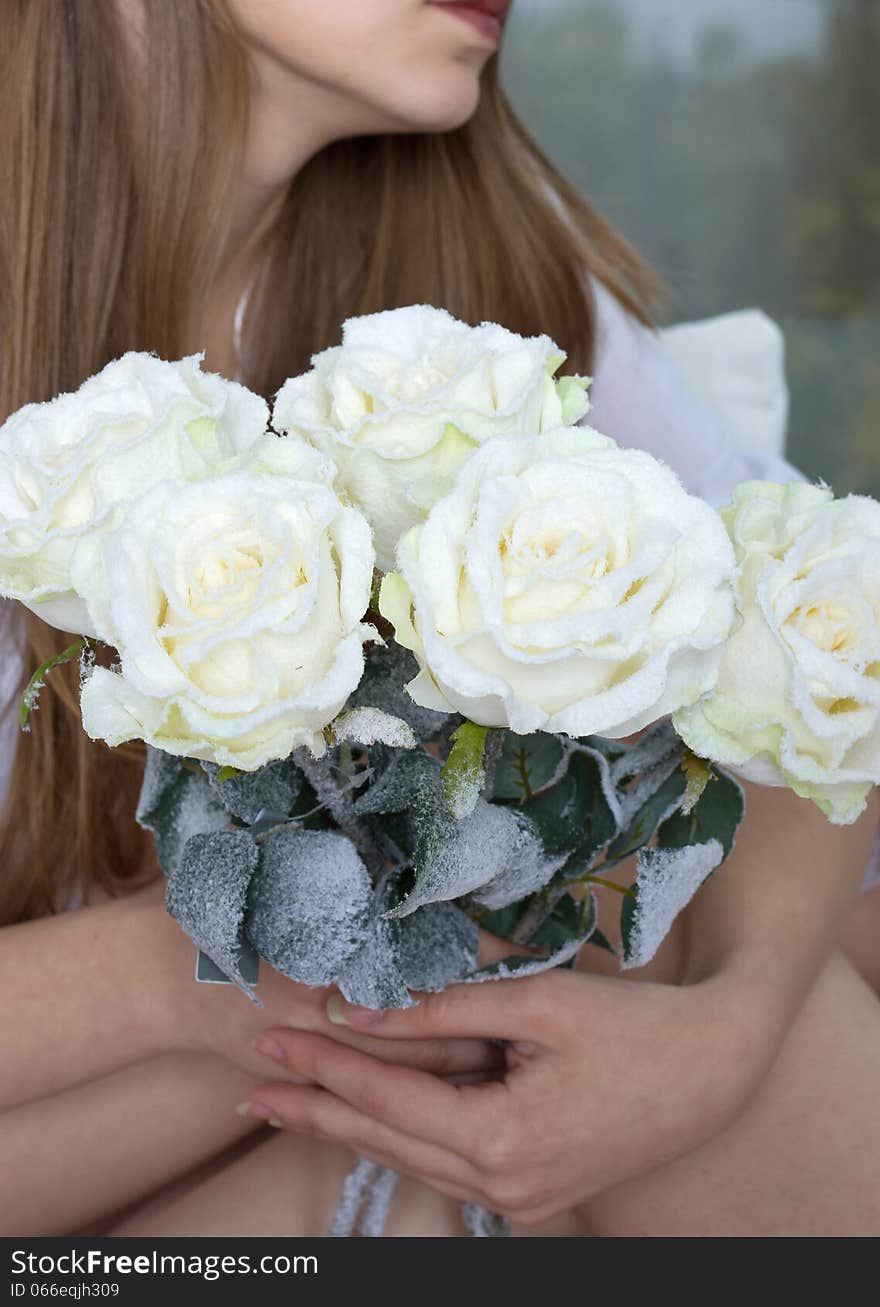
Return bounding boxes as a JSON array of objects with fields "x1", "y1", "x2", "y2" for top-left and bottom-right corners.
[
  {"x1": 245, "y1": 1082, "x2": 484, "y2": 1198},
  {"x1": 305, "y1": 1029, "x2": 506, "y2": 1078},
  {"x1": 323, "y1": 968, "x2": 567, "y2": 1043},
  {"x1": 254, "y1": 1028, "x2": 504, "y2": 1152}
]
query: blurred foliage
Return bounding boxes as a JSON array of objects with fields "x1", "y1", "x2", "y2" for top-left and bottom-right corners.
[{"x1": 502, "y1": 0, "x2": 880, "y2": 496}]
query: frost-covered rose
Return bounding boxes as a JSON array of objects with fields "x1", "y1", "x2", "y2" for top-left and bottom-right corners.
[
  {"x1": 75, "y1": 467, "x2": 375, "y2": 769},
  {"x1": 0, "y1": 352, "x2": 270, "y2": 634},
  {"x1": 273, "y1": 305, "x2": 591, "y2": 570},
  {"x1": 379, "y1": 427, "x2": 736, "y2": 737},
  {"x1": 674, "y1": 481, "x2": 880, "y2": 824}
]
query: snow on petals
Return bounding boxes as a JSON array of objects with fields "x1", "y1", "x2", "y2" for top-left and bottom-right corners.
[
  {"x1": 380, "y1": 426, "x2": 736, "y2": 739},
  {"x1": 674, "y1": 480, "x2": 880, "y2": 824}
]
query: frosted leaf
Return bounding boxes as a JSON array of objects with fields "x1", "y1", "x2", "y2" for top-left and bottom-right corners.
[
  {"x1": 390, "y1": 797, "x2": 560, "y2": 917},
  {"x1": 398, "y1": 901, "x2": 479, "y2": 992},
  {"x1": 616, "y1": 750, "x2": 684, "y2": 832},
  {"x1": 462, "y1": 899, "x2": 597, "y2": 983},
  {"x1": 338, "y1": 873, "x2": 478, "y2": 1009},
  {"x1": 202, "y1": 757, "x2": 302, "y2": 825},
  {"x1": 245, "y1": 829, "x2": 371, "y2": 986},
  {"x1": 166, "y1": 830, "x2": 260, "y2": 1001},
  {"x1": 520, "y1": 750, "x2": 619, "y2": 881},
  {"x1": 345, "y1": 642, "x2": 448, "y2": 741},
  {"x1": 137, "y1": 747, "x2": 228, "y2": 876},
  {"x1": 567, "y1": 741, "x2": 622, "y2": 830},
  {"x1": 610, "y1": 719, "x2": 682, "y2": 785},
  {"x1": 353, "y1": 748, "x2": 440, "y2": 817},
  {"x1": 332, "y1": 707, "x2": 417, "y2": 750},
  {"x1": 621, "y1": 840, "x2": 723, "y2": 970},
  {"x1": 337, "y1": 872, "x2": 414, "y2": 1010}
]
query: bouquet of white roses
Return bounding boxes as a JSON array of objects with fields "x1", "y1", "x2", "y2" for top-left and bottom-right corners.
[{"x1": 2, "y1": 307, "x2": 878, "y2": 1007}]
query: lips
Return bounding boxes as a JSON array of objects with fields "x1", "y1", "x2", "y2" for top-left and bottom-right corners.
[{"x1": 430, "y1": 0, "x2": 511, "y2": 16}]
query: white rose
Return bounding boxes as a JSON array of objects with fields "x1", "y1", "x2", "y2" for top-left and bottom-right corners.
[
  {"x1": 74, "y1": 467, "x2": 375, "y2": 769},
  {"x1": 379, "y1": 426, "x2": 736, "y2": 737},
  {"x1": 0, "y1": 352, "x2": 270, "y2": 635},
  {"x1": 273, "y1": 304, "x2": 591, "y2": 570},
  {"x1": 674, "y1": 481, "x2": 880, "y2": 824}
]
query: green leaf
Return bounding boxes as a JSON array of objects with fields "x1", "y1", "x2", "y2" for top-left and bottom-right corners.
[
  {"x1": 492, "y1": 732, "x2": 564, "y2": 802},
  {"x1": 462, "y1": 892, "x2": 597, "y2": 983},
  {"x1": 658, "y1": 766, "x2": 745, "y2": 859},
  {"x1": 19, "y1": 637, "x2": 89, "y2": 730},
  {"x1": 620, "y1": 840, "x2": 725, "y2": 969},
  {"x1": 441, "y1": 721, "x2": 489, "y2": 818},
  {"x1": 531, "y1": 891, "x2": 596, "y2": 954},
  {"x1": 586, "y1": 926, "x2": 616, "y2": 956},
  {"x1": 523, "y1": 750, "x2": 617, "y2": 862}
]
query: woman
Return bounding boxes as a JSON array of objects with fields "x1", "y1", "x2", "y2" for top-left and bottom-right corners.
[{"x1": 1, "y1": 0, "x2": 878, "y2": 1238}]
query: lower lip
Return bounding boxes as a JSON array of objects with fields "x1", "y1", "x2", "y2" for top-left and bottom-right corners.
[{"x1": 430, "y1": 3, "x2": 502, "y2": 45}]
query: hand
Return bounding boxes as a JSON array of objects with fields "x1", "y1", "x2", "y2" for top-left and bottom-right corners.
[
  {"x1": 235, "y1": 963, "x2": 776, "y2": 1226},
  {"x1": 148, "y1": 883, "x2": 505, "y2": 1086}
]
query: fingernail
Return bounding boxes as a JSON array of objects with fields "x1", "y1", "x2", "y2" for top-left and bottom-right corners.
[
  {"x1": 267, "y1": 1118, "x2": 284, "y2": 1129},
  {"x1": 326, "y1": 993, "x2": 350, "y2": 1025},
  {"x1": 255, "y1": 1035, "x2": 286, "y2": 1063},
  {"x1": 235, "y1": 1100, "x2": 273, "y2": 1120},
  {"x1": 326, "y1": 993, "x2": 381, "y2": 1027}
]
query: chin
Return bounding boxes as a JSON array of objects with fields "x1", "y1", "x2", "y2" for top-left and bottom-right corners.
[{"x1": 387, "y1": 67, "x2": 484, "y2": 134}]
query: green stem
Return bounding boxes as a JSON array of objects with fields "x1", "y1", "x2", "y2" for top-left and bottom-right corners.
[
  {"x1": 20, "y1": 638, "x2": 89, "y2": 730},
  {"x1": 578, "y1": 874, "x2": 635, "y2": 898}
]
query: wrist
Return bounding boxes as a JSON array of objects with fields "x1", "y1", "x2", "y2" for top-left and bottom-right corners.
[
  {"x1": 686, "y1": 952, "x2": 793, "y2": 1106},
  {"x1": 127, "y1": 881, "x2": 210, "y2": 1058}
]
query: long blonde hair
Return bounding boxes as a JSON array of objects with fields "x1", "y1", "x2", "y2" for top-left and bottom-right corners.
[{"x1": 0, "y1": 0, "x2": 661, "y2": 924}]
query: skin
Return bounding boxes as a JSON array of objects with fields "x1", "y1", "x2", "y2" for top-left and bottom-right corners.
[{"x1": 3, "y1": 0, "x2": 879, "y2": 1237}]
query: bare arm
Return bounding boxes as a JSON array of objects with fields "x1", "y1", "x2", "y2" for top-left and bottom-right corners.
[
  {"x1": 0, "y1": 881, "x2": 194, "y2": 1110},
  {"x1": 680, "y1": 783, "x2": 880, "y2": 1062},
  {"x1": 1, "y1": 1052, "x2": 261, "y2": 1236}
]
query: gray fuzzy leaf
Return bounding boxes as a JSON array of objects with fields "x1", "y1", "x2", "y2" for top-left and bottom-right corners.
[
  {"x1": 390, "y1": 796, "x2": 560, "y2": 918},
  {"x1": 166, "y1": 830, "x2": 260, "y2": 1001},
  {"x1": 202, "y1": 758, "x2": 302, "y2": 826},
  {"x1": 337, "y1": 873, "x2": 414, "y2": 1010},
  {"x1": 353, "y1": 748, "x2": 441, "y2": 818},
  {"x1": 137, "y1": 747, "x2": 228, "y2": 877},
  {"x1": 245, "y1": 830, "x2": 371, "y2": 986},
  {"x1": 398, "y1": 902, "x2": 479, "y2": 993}
]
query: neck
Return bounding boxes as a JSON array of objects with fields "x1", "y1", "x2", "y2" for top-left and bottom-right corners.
[{"x1": 192, "y1": 45, "x2": 370, "y2": 378}]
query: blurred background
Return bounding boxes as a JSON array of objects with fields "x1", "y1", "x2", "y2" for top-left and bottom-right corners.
[{"x1": 501, "y1": 0, "x2": 880, "y2": 496}]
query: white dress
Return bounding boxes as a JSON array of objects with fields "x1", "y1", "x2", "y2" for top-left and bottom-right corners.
[{"x1": 0, "y1": 283, "x2": 878, "y2": 888}]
